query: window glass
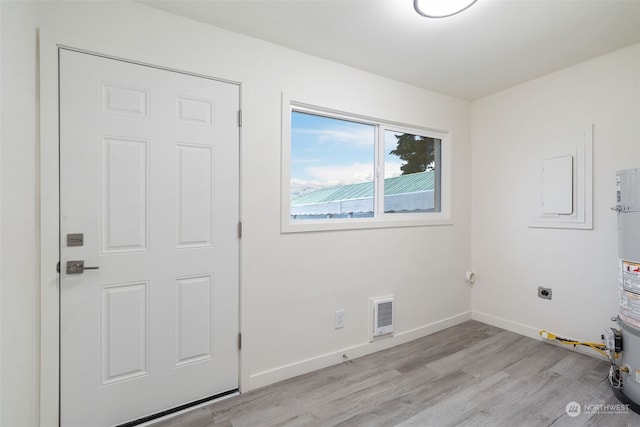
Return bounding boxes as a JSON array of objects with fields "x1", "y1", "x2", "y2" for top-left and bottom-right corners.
[
  {"x1": 290, "y1": 111, "x2": 375, "y2": 220},
  {"x1": 284, "y1": 104, "x2": 449, "y2": 231},
  {"x1": 384, "y1": 131, "x2": 441, "y2": 214}
]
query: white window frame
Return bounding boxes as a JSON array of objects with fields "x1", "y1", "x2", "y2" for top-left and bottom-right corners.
[{"x1": 281, "y1": 99, "x2": 452, "y2": 233}]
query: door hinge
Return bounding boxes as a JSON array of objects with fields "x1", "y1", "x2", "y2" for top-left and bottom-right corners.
[
  {"x1": 238, "y1": 221, "x2": 242, "y2": 239},
  {"x1": 238, "y1": 110, "x2": 242, "y2": 127},
  {"x1": 56, "y1": 261, "x2": 60, "y2": 273},
  {"x1": 238, "y1": 333, "x2": 242, "y2": 351}
]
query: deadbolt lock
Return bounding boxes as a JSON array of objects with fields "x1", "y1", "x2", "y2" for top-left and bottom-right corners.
[{"x1": 66, "y1": 233, "x2": 84, "y2": 247}]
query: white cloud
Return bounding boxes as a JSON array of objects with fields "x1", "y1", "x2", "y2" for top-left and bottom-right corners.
[
  {"x1": 306, "y1": 162, "x2": 374, "y2": 186},
  {"x1": 292, "y1": 126, "x2": 374, "y2": 148},
  {"x1": 290, "y1": 178, "x2": 326, "y2": 198},
  {"x1": 290, "y1": 160, "x2": 409, "y2": 198},
  {"x1": 384, "y1": 161, "x2": 404, "y2": 178},
  {"x1": 290, "y1": 162, "x2": 373, "y2": 197}
]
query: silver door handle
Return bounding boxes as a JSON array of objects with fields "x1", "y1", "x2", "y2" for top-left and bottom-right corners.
[{"x1": 66, "y1": 260, "x2": 100, "y2": 275}]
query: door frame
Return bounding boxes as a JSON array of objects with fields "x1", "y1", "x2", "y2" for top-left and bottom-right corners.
[{"x1": 39, "y1": 31, "x2": 243, "y2": 427}]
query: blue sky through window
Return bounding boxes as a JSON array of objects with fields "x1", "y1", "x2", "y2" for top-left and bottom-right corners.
[{"x1": 291, "y1": 111, "x2": 404, "y2": 198}]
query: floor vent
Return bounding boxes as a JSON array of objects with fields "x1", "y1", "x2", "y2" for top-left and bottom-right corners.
[{"x1": 372, "y1": 296, "x2": 394, "y2": 337}]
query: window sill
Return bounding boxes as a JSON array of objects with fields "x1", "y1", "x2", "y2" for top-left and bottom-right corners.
[{"x1": 281, "y1": 214, "x2": 453, "y2": 233}]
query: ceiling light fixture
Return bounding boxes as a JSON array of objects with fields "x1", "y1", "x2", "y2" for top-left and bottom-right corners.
[{"x1": 414, "y1": 0, "x2": 478, "y2": 18}]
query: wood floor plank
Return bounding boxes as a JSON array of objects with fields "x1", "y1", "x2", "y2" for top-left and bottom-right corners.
[
  {"x1": 396, "y1": 371, "x2": 521, "y2": 426},
  {"x1": 328, "y1": 369, "x2": 477, "y2": 426},
  {"x1": 151, "y1": 321, "x2": 640, "y2": 427}
]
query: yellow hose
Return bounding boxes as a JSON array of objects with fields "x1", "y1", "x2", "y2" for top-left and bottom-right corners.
[{"x1": 539, "y1": 330, "x2": 609, "y2": 357}]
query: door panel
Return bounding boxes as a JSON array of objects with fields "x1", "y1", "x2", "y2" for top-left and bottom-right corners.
[
  {"x1": 175, "y1": 143, "x2": 213, "y2": 248},
  {"x1": 101, "y1": 282, "x2": 149, "y2": 385},
  {"x1": 59, "y1": 49, "x2": 239, "y2": 427},
  {"x1": 101, "y1": 136, "x2": 149, "y2": 253}
]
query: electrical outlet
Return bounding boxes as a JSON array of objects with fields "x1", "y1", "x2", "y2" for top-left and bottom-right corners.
[
  {"x1": 538, "y1": 286, "x2": 552, "y2": 300},
  {"x1": 334, "y1": 309, "x2": 345, "y2": 329}
]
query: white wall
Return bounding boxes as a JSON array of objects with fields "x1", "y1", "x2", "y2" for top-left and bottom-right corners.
[
  {"x1": 0, "y1": 2, "x2": 3, "y2": 424},
  {"x1": 470, "y1": 43, "x2": 640, "y2": 342},
  {"x1": 1, "y1": 1, "x2": 471, "y2": 425},
  {"x1": 1, "y1": 2, "x2": 39, "y2": 427}
]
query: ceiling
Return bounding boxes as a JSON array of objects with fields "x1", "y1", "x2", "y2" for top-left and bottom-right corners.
[{"x1": 140, "y1": 0, "x2": 640, "y2": 100}]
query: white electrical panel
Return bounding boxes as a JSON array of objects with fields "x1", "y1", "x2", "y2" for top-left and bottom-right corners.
[{"x1": 542, "y1": 155, "x2": 573, "y2": 214}]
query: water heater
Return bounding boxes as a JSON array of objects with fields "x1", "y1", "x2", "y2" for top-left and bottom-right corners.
[{"x1": 612, "y1": 168, "x2": 640, "y2": 409}]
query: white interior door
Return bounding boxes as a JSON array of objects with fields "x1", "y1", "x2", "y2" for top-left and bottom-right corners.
[{"x1": 59, "y1": 49, "x2": 240, "y2": 427}]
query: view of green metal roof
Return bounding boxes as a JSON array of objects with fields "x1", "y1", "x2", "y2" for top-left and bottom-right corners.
[{"x1": 291, "y1": 170, "x2": 434, "y2": 206}]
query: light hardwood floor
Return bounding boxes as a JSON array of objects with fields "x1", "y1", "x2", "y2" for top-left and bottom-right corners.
[{"x1": 152, "y1": 321, "x2": 640, "y2": 426}]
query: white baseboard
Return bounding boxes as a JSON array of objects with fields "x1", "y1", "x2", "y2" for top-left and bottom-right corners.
[
  {"x1": 471, "y1": 310, "x2": 606, "y2": 360},
  {"x1": 245, "y1": 311, "x2": 472, "y2": 390},
  {"x1": 471, "y1": 311, "x2": 541, "y2": 339},
  {"x1": 245, "y1": 310, "x2": 608, "y2": 392}
]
